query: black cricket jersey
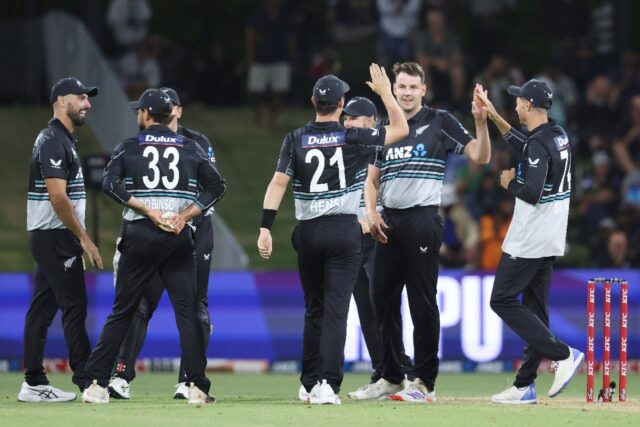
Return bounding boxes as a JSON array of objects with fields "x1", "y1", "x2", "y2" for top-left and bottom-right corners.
[
  {"x1": 502, "y1": 120, "x2": 571, "y2": 257},
  {"x1": 27, "y1": 118, "x2": 86, "y2": 231},
  {"x1": 276, "y1": 121, "x2": 386, "y2": 220},
  {"x1": 177, "y1": 125, "x2": 218, "y2": 222},
  {"x1": 102, "y1": 125, "x2": 225, "y2": 220},
  {"x1": 375, "y1": 106, "x2": 473, "y2": 208}
]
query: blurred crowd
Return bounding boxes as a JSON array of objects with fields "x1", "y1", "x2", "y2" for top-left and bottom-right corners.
[{"x1": 100, "y1": 0, "x2": 638, "y2": 269}]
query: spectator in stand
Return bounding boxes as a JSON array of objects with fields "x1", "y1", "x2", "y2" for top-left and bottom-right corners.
[
  {"x1": 193, "y1": 41, "x2": 237, "y2": 106},
  {"x1": 308, "y1": 45, "x2": 341, "y2": 82},
  {"x1": 536, "y1": 64, "x2": 578, "y2": 129},
  {"x1": 107, "y1": 0, "x2": 152, "y2": 52},
  {"x1": 601, "y1": 231, "x2": 630, "y2": 268},
  {"x1": 414, "y1": 8, "x2": 465, "y2": 109},
  {"x1": 479, "y1": 192, "x2": 513, "y2": 270},
  {"x1": 473, "y1": 54, "x2": 525, "y2": 118},
  {"x1": 569, "y1": 43, "x2": 598, "y2": 96},
  {"x1": 590, "y1": 0, "x2": 617, "y2": 72},
  {"x1": 467, "y1": 0, "x2": 516, "y2": 66},
  {"x1": 616, "y1": 205, "x2": 640, "y2": 266},
  {"x1": 328, "y1": 0, "x2": 378, "y2": 42},
  {"x1": 610, "y1": 50, "x2": 640, "y2": 111},
  {"x1": 454, "y1": 161, "x2": 489, "y2": 220},
  {"x1": 439, "y1": 185, "x2": 479, "y2": 269},
  {"x1": 376, "y1": 0, "x2": 422, "y2": 68},
  {"x1": 612, "y1": 94, "x2": 640, "y2": 175},
  {"x1": 245, "y1": 0, "x2": 295, "y2": 131},
  {"x1": 589, "y1": 218, "x2": 615, "y2": 267},
  {"x1": 578, "y1": 151, "x2": 619, "y2": 243},
  {"x1": 577, "y1": 75, "x2": 619, "y2": 147},
  {"x1": 116, "y1": 40, "x2": 161, "y2": 99}
]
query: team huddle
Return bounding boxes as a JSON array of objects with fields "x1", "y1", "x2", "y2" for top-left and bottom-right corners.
[{"x1": 20, "y1": 61, "x2": 583, "y2": 406}]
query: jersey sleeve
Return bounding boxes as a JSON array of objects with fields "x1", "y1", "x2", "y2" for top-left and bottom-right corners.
[
  {"x1": 503, "y1": 127, "x2": 527, "y2": 153},
  {"x1": 346, "y1": 126, "x2": 386, "y2": 147},
  {"x1": 193, "y1": 131, "x2": 218, "y2": 167},
  {"x1": 38, "y1": 138, "x2": 69, "y2": 179},
  {"x1": 102, "y1": 142, "x2": 132, "y2": 205},
  {"x1": 440, "y1": 112, "x2": 473, "y2": 154},
  {"x1": 373, "y1": 145, "x2": 384, "y2": 168},
  {"x1": 275, "y1": 134, "x2": 296, "y2": 176},
  {"x1": 194, "y1": 144, "x2": 226, "y2": 211},
  {"x1": 507, "y1": 138, "x2": 550, "y2": 205}
]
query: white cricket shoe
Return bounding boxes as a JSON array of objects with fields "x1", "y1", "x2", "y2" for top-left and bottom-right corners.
[
  {"x1": 548, "y1": 347, "x2": 585, "y2": 397},
  {"x1": 347, "y1": 382, "x2": 376, "y2": 400},
  {"x1": 309, "y1": 380, "x2": 341, "y2": 405},
  {"x1": 187, "y1": 383, "x2": 216, "y2": 404},
  {"x1": 347, "y1": 377, "x2": 403, "y2": 400},
  {"x1": 82, "y1": 380, "x2": 109, "y2": 404},
  {"x1": 491, "y1": 384, "x2": 537, "y2": 404},
  {"x1": 389, "y1": 379, "x2": 436, "y2": 403},
  {"x1": 17, "y1": 382, "x2": 76, "y2": 402},
  {"x1": 298, "y1": 385, "x2": 310, "y2": 402},
  {"x1": 174, "y1": 382, "x2": 189, "y2": 400},
  {"x1": 108, "y1": 377, "x2": 130, "y2": 399}
]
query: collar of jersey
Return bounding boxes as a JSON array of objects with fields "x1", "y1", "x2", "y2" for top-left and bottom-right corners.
[
  {"x1": 48, "y1": 118, "x2": 77, "y2": 144},
  {"x1": 528, "y1": 119, "x2": 557, "y2": 137},
  {"x1": 145, "y1": 124, "x2": 174, "y2": 133},
  {"x1": 407, "y1": 105, "x2": 430, "y2": 124},
  {"x1": 306, "y1": 120, "x2": 344, "y2": 131}
]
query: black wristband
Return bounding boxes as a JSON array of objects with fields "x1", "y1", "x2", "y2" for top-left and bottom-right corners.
[{"x1": 260, "y1": 209, "x2": 277, "y2": 230}]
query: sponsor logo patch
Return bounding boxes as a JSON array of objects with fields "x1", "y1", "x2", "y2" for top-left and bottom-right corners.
[
  {"x1": 49, "y1": 159, "x2": 62, "y2": 168},
  {"x1": 553, "y1": 135, "x2": 569, "y2": 150},
  {"x1": 412, "y1": 143, "x2": 428, "y2": 157},
  {"x1": 138, "y1": 134, "x2": 184, "y2": 145},
  {"x1": 301, "y1": 132, "x2": 346, "y2": 148}
]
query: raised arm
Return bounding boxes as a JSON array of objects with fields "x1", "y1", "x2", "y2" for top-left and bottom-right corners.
[
  {"x1": 474, "y1": 85, "x2": 530, "y2": 154},
  {"x1": 366, "y1": 63, "x2": 409, "y2": 145},
  {"x1": 464, "y1": 84, "x2": 491, "y2": 164}
]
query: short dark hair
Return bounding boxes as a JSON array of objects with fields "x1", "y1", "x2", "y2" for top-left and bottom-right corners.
[
  {"x1": 148, "y1": 112, "x2": 173, "y2": 125},
  {"x1": 313, "y1": 97, "x2": 340, "y2": 116},
  {"x1": 392, "y1": 62, "x2": 425, "y2": 83}
]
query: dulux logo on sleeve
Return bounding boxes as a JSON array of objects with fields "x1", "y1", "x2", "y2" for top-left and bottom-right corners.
[
  {"x1": 138, "y1": 133, "x2": 184, "y2": 145},
  {"x1": 301, "y1": 132, "x2": 346, "y2": 148}
]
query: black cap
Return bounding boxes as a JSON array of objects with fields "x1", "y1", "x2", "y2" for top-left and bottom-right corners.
[
  {"x1": 50, "y1": 77, "x2": 98, "y2": 103},
  {"x1": 160, "y1": 87, "x2": 181, "y2": 106},
  {"x1": 128, "y1": 89, "x2": 173, "y2": 117},
  {"x1": 507, "y1": 79, "x2": 553, "y2": 109},
  {"x1": 343, "y1": 96, "x2": 377, "y2": 118},
  {"x1": 313, "y1": 75, "x2": 350, "y2": 104}
]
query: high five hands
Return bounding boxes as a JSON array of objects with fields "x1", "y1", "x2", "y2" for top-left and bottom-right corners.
[{"x1": 366, "y1": 63, "x2": 392, "y2": 97}]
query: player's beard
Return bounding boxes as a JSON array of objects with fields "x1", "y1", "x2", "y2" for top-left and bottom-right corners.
[{"x1": 67, "y1": 104, "x2": 87, "y2": 126}]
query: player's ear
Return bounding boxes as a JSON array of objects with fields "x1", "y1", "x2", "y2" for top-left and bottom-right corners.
[
  {"x1": 338, "y1": 97, "x2": 344, "y2": 109},
  {"x1": 310, "y1": 96, "x2": 317, "y2": 107}
]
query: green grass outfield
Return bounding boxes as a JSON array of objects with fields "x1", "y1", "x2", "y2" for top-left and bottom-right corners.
[{"x1": 0, "y1": 372, "x2": 637, "y2": 426}]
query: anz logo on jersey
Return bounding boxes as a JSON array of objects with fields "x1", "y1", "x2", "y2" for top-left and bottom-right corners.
[
  {"x1": 385, "y1": 144, "x2": 428, "y2": 161},
  {"x1": 301, "y1": 132, "x2": 346, "y2": 148}
]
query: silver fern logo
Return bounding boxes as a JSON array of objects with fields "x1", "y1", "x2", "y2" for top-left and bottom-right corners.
[{"x1": 64, "y1": 256, "x2": 76, "y2": 271}]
